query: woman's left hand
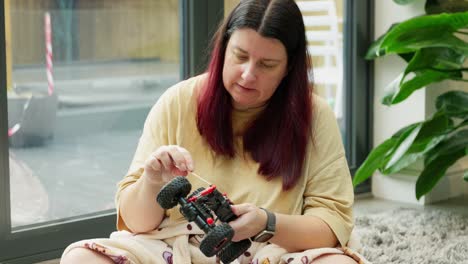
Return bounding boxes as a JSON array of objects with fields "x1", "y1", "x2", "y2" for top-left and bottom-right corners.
[{"x1": 228, "y1": 203, "x2": 268, "y2": 242}]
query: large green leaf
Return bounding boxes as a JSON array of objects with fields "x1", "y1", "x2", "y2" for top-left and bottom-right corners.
[
  {"x1": 416, "y1": 130, "x2": 468, "y2": 199},
  {"x1": 464, "y1": 169, "x2": 468, "y2": 182},
  {"x1": 381, "y1": 73, "x2": 404, "y2": 105},
  {"x1": 391, "y1": 123, "x2": 422, "y2": 139},
  {"x1": 382, "y1": 112, "x2": 453, "y2": 174},
  {"x1": 460, "y1": 119, "x2": 468, "y2": 130},
  {"x1": 382, "y1": 68, "x2": 459, "y2": 105},
  {"x1": 382, "y1": 47, "x2": 466, "y2": 105},
  {"x1": 436, "y1": 90, "x2": 468, "y2": 118},
  {"x1": 394, "y1": 0, "x2": 418, "y2": 5},
  {"x1": 416, "y1": 148, "x2": 466, "y2": 199},
  {"x1": 352, "y1": 138, "x2": 398, "y2": 186},
  {"x1": 412, "y1": 112, "x2": 454, "y2": 141},
  {"x1": 384, "y1": 124, "x2": 423, "y2": 171},
  {"x1": 366, "y1": 24, "x2": 399, "y2": 59},
  {"x1": 405, "y1": 48, "x2": 466, "y2": 73},
  {"x1": 425, "y1": 129, "x2": 468, "y2": 165},
  {"x1": 368, "y1": 12, "x2": 468, "y2": 59}
]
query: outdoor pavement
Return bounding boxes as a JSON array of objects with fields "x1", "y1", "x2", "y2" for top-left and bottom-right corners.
[{"x1": 8, "y1": 60, "x2": 179, "y2": 229}]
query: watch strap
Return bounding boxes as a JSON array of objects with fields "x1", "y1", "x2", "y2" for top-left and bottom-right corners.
[
  {"x1": 252, "y1": 208, "x2": 276, "y2": 242},
  {"x1": 261, "y1": 208, "x2": 276, "y2": 233}
]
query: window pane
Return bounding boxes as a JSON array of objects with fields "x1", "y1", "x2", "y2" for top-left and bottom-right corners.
[
  {"x1": 7, "y1": 0, "x2": 180, "y2": 229},
  {"x1": 297, "y1": 0, "x2": 345, "y2": 135}
]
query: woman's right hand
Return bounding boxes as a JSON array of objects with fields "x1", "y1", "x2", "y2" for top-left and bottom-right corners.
[
  {"x1": 142, "y1": 145, "x2": 194, "y2": 186},
  {"x1": 118, "y1": 145, "x2": 194, "y2": 233}
]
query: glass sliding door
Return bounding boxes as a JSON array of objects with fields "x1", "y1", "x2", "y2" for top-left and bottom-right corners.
[
  {"x1": 8, "y1": 0, "x2": 180, "y2": 230},
  {"x1": 0, "y1": 1, "x2": 224, "y2": 262}
]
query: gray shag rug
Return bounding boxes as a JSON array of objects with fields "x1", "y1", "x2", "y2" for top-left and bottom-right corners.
[{"x1": 354, "y1": 207, "x2": 468, "y2": 264}]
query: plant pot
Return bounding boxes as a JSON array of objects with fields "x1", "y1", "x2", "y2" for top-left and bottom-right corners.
[
  {"x1": 371, "y1": 166, "x2": 467, "y2": 205},
  {"x1": 7, "y1": 92, "x2": 58, "y2": 148}
]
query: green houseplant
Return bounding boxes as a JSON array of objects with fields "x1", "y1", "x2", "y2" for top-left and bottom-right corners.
[{"x1": 353, "y1": 0, "x2": 468, "y2": 200}]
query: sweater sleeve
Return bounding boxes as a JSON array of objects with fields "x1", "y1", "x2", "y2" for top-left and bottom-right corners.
[
  {"x1": 302, "y1": 96, "x2": 354, "y2": 247},
  {"x1": 114, "y1": 84, "x2": 179, "y2": 231}
]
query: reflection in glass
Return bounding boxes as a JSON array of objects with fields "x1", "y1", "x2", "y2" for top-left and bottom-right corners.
[{"x1": 7, "y1": 0, "x2": 180, "y2": 228}]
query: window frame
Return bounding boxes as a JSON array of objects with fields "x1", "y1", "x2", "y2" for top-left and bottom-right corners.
[
  {"x1": 180, "y1": 0, "x2": 224, "y2": 78},
  {"x1": 344, "y1": 0, "x2": 373, "y2": 193},
  {"x1": 0, "y1": 1, "x2": 224, "y2": 263}
]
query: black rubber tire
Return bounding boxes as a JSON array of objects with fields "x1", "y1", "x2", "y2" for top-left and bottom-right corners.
[
  {"x1": 156, "y1": 176, "x2": 192, "y2": 209},
  {"x1": 219, "y1": 239, "x2": 252, "y2": 264},
  {"x1": 199, "y1": 223, "x2": 234, "y2": 257}
]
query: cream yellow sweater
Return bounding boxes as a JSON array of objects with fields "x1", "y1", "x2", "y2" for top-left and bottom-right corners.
[{"x1": 116, "y1": 74, "x2": 354, "y2": 246}]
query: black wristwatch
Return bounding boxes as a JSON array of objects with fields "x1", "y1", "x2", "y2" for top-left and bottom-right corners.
[{"x1": 252, "y1": 208, "x2": 276, "y2": 242}]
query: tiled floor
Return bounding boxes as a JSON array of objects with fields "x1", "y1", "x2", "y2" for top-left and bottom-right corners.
[{"x1": 35, "y1": 194, "x2": 468, "y2": 264}]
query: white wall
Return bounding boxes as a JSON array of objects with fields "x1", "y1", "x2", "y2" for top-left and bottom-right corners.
[
  {"x1": 373, "y1": 1, "x2": 425, "y2": 145},
  {"x1": 372, "y1": 1, "x2": 468, "y2": 197}
]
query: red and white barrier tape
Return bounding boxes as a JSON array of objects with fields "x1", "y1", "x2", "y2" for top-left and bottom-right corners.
[
  {"x1": 8, "y1": 12, "x2": 53, "y2": 138},
  {"x1": 45, "y1": 12, "x2": 54, "y2": 96}
]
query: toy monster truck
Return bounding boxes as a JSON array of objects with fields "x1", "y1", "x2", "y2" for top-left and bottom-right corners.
[{"x1": 156, "y1": 176, "x2": 251, "y2": 263}]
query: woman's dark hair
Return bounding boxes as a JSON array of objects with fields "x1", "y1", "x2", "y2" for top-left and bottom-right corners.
[{"x1": 197, "y1": 0, "x2": 313, "y2": 190}]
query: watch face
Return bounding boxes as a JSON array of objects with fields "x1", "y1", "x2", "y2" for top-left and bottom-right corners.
[{"x1": 254, "y1": 231, "x2": 274, "y2": 242}]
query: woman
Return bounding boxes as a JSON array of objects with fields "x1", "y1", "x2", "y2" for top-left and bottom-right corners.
[{"x1": 61, "y1": 0, "x2": 367, "y2": 263}]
